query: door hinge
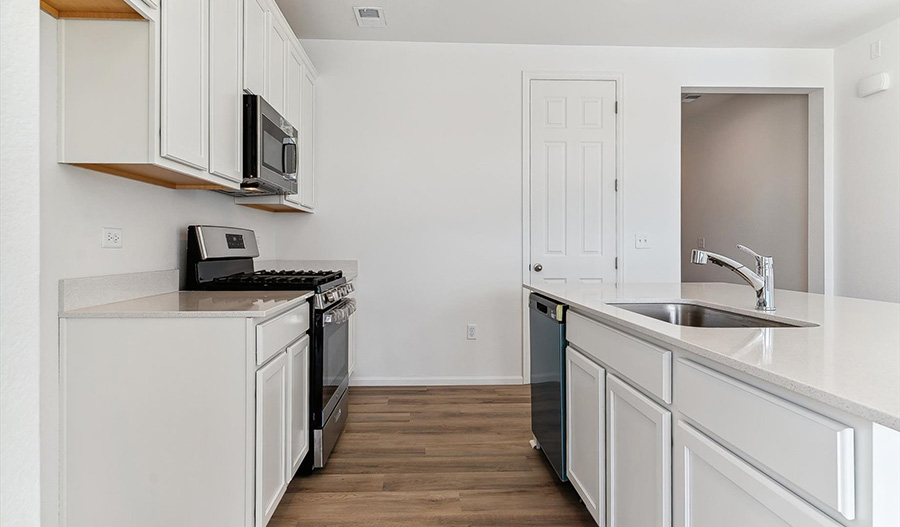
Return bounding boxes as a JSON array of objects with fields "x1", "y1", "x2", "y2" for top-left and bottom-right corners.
[
  {"x1": 615, "y1": 101, "x2": 618, "y2": 114},
  {"x1": 615, "y1": 257, "x2": 618, "y2": 270},
  {"x1": 615, "y1": 179, "x2": 618, "y2": 192}
]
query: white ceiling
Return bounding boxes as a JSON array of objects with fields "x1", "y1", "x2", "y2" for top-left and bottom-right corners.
[{"x1": 275, "y1": 0, "x2": 899, "y2": 48}]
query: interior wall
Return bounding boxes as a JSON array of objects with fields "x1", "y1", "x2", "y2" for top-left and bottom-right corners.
[
  {"x1": 275, "y1": 39, "x2": 834, "y2": 385},
  {"x1": 834, "y1": 18, "x2": 900, "y2": 302},
  {"x1": 37, "y1": 12, "x2": 280, "y2": 527},
  {"x1": 681, "y1": 94, "x2": 810, "y2": 291},
  {"x1": 0, "y1": 1, "x2": 42, "y2": 527}
]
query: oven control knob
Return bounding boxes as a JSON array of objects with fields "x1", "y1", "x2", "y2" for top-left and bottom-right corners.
[
  {"x1": 347, "y1": 283, "x2": 354, "y2": 293},
  {"x1": 325, "y1": 292, "x2": 335, "y2": 302}
]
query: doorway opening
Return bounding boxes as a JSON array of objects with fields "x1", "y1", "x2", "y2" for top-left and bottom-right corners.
[{"x1": 680, "y1": 88, "x2": 826, "y2": 294}]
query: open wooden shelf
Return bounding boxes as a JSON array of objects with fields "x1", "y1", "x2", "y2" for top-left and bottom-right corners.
[{"x1": 40, "y1": 0, "x2": 143, "y2": 20}]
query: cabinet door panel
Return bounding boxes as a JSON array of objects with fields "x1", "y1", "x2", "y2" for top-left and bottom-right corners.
[
  {"x1": 674, "y1": 421, "x2": 841, "y2": 527},
  {"x1": 285, "y1": 47, "x2": 303, "y2": 130},
  {"x1": 289, "y1": 335, "x2": 310, "y2": 474},
  {"x1": 566, "y1": 346, "x2": 605, "y2": 526},
  {"x1": 607, "y1": 374, "x2": 671, "y2": 527},
  {"x1": 160, "y1": 0, "x2": 209, "y2": 170},
  {"x1": 256, "y1": 352, "x2": 290, "y2": 527},
  {"x1": 209, "y1": 0, "x2": 242, "y2": 182},
  {"x1": 283, "y1": 47, "x2": 304, "y2": 206},
  {"x1": 266, "y1": 16, "x2": 288, "y2": 115},
  {"x1": 243, "y1": 0, "x2": 267, "y2": 97},
  {"x1": 298, "y1": 69, "x2": 315, "y2": 208}
]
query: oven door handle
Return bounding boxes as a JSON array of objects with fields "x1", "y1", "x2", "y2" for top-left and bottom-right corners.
[{"x1": 323, "y1": 298, "x2": 357, "y2": 326}]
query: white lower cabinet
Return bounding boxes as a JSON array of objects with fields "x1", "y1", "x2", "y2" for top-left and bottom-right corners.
[
  {"x1": 566, "y1": 346, "x2": 606, "y2": 526},
  {"x1": 256, "y1": 350, "x2": 291, "y2": 527},
  {"x1": 61, "y1": 302, "x2": 311, "y2": 527},
  {"x1": 289, "y1": 335, "x2": 310, "y2": 474},
  {"x1": 607, "y1": 374, "x2": 671, "y2": 527},
  {"x1": 674, "y1": 421, "x2": 841, "y2": 527}
]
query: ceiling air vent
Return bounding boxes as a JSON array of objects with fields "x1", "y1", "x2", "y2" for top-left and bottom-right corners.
[
  {"x1": 681, "y1": 94, "x2": 702, "y2": 104},
  {"x1": 354, "y1": 7, "x2": 386, "y2": 28}
]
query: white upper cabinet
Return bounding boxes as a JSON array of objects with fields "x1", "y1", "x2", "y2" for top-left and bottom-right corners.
[
  {"x1": 209, "y1": 0, "x2": 243, "y2": 183},
  {"x1": 266, "y1": 14, "x2": 288, "y2": 115},
  {"x1": 286, "y1": 46, "x2": 303, "y2": 131},
  {"x1": 236, "y1": 8, "x2": 318, "y2": 214},
  {"x1": 243, "y1": 0, "x2": 268, "y2": 97},
  {"x1": 58, "y1": 2, "x2": 237, "y2": 189},
  {"x1": 56, "y1": 0, "x2": 319, "y2": 201},
  {"x1": 298, "y1": 67, "x2": 316, "y2": 209},
  {"x1": 160, "y1": 0, "x2": 209, "y2": 170}
]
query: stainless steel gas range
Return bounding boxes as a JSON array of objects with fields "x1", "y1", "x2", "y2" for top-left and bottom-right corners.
[{"x1": 185, "y1": 225, "x2": 355, "y2": 469}]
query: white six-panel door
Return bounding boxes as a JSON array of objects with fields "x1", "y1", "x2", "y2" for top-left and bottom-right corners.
[{"x1": 529, "y1": 80, "x2": 617, "y2": 285}]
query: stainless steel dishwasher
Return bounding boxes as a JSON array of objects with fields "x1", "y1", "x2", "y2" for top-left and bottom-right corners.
[{"x1": 529, "y1": 293, "x2": 568, "y2": 481}]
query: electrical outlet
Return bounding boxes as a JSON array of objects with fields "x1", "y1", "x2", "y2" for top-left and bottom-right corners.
[
  {"x1": 467, "y1": 324, "x2": 477, "y2": 340},
  {"x1": 697, "y1": 237, "x2": 706, "y2": 249},
  {"x1": 635, "y1": 234, "x2": 650, "y2": 249},
  {"x1": 101, "y1": 227, "x2": 123, "y2": 249}
]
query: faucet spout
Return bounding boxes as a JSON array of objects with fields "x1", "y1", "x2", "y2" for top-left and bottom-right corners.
[{"x1": 690, "y1": 247, "x2": 775, "y2": 311}]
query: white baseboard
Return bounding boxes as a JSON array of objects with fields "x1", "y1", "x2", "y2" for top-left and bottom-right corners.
[{"x1": 350, "y1": 375, "x2": 525, "y2": 387}]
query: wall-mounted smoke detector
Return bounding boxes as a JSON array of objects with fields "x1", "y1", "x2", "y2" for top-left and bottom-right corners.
[
  {"x1": 681, "y1": 94, "x2": 702, "y2": 104},
  {"x1": 354, "y1": 7, "x2": 386, "y2": 28}
]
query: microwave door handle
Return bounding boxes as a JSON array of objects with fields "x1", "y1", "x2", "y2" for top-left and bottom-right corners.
[{"x1": 283, "y1": 140, "x2": 298, "y2": 181}]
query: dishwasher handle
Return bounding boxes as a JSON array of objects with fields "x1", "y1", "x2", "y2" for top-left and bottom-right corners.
[{"x1": 529, "y1": 293, "x2": 566, "y2": 322}]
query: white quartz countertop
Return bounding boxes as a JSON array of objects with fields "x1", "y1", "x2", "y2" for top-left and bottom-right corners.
[
  {"x1": 61, "y1": 291, "x2": 313, "y2": 319},
  {"x1": 525, "y1": 282, "x2": 900, "y2": 430}
]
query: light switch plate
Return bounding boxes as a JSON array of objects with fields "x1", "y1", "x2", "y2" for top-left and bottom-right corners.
[{"x1": 871, "y1": 40, "x2": 882, "y2": 60}]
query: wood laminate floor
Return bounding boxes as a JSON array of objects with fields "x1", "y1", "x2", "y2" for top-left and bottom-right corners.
[{"x1": 271, "y1": 385, "x2": 596, "y2": 527}]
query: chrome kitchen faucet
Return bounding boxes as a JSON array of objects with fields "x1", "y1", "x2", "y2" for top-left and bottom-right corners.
[{"x1": 691, "y1": 244, "x2": 775, "y2": 311}]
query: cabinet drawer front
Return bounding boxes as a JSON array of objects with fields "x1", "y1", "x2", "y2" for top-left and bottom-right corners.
[
  {"x1": 568, "y1": 312, "x2": 672, "y2": 403},
  {"x1": 675, "y1": 359, "x2": 855, "y2": 520},
  {"x1": 256, "y1": 304, "x2": 309, "y2": 365},
  {"x1": 674, "y1": 421, "x2": 842, "y2": 527}
]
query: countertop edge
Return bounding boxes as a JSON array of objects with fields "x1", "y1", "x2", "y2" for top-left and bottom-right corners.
[
  {"x1": 524, "y1": 284, "x2": 900, "y2": 431},
  {"x1": 60, "y1": 291, "x2": 314, "y2": 319}
]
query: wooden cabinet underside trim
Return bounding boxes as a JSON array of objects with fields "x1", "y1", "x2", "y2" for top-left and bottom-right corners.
[{"x1": 41, "y1": 0, "x2": 142, "y2": 20}]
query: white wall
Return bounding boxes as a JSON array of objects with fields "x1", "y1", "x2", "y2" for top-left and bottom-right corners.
[
  {"x1": 1, "y1": 1, "x2": 42, "y2": 527},
  {"x1": 275, "y1": 39, "x2": 834, "y2": 385},
  {"x1": 681, "y1": 94, "x2": 810, "y2": 291},
  {"x1": 834, "y1": 18, "x2": 900, "y2": 303},
  {"x1": 38, "y1": 12, "x2": 279, "y2": 526}
]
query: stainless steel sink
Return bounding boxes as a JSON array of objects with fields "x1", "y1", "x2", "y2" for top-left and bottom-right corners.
[{"x1": 607, "y1": 302, "x2": 809, "y2": 328}]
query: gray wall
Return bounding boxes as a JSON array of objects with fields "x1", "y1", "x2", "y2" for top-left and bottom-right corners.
[{"x1": 681, "y1": 94, "x2": 809, "y2": 291}]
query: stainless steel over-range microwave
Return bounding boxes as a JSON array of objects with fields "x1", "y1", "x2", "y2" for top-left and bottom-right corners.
[{"x1": 242, "y1": 94, "x2": 298, "y2": 195}]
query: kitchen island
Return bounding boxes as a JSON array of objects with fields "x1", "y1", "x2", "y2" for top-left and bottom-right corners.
[{"x1": 524, "y1": 281, "x2": 899, "y2": 527}]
